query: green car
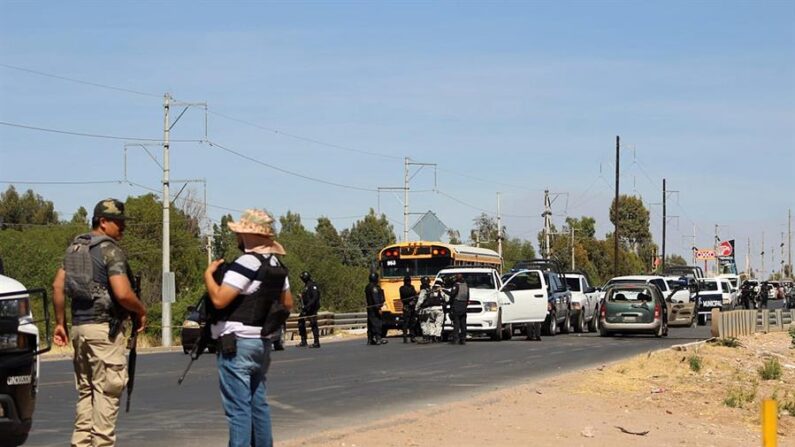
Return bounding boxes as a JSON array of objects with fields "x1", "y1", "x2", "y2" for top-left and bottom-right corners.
[{"x1": 599, "y1": 283, "x2": 668, "y2": 337}]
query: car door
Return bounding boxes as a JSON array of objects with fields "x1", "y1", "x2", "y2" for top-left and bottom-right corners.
[
  {"x1": 581, "y1": 276, "x2": 596, "y2": 319},
  {"x1": 500, "y1": 270, "x2": 547, "y2": 323}
]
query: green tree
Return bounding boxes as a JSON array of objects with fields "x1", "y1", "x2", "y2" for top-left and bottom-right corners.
[
  {"x1": 212, "y1": 214, "x2": 238, "y2": 261},
  {"x1": 469, "y1": 213, "x2": 503, "y2": 247},
  {"x1": 0, "y1": 185, "x2": 59, "y2": 226},
  {"x1": 665, "y1": 254, "x2": 688, "y2": 267},
  {"x1": 345, "y1": 209, "x2": 395, "y2": 269},
  {"x1": 609, "y1": 195, "x2": 652, "y2": 251},
  {"x1": 71, "y1": 206, "x2": 89, "y2": 226}
]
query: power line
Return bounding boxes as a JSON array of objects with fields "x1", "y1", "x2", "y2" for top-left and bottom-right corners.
[
  {"x1": 209, "y1": 110, "x2": 401, "y2": 161},
  {"x1": 0, "y1": 63, "x2": 161, "y2": 98},
  {"x1": 0, "y1": 120, "x2": 202, "y2": 143},
  {"x1": 0, "y1": 179, "x2": 124, "y2": 185},
  {"x1": 203, "y1": 140, "x2": 378, "y2": 192}
]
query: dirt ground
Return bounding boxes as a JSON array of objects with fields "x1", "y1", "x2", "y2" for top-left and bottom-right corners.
[{"x1": 283, "y1": 332, "x2": 795, "y2": 447}]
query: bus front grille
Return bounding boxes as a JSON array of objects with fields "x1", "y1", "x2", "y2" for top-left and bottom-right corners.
[{"x1": 393, "y1": 299, "x2": 403, "y2": 313}]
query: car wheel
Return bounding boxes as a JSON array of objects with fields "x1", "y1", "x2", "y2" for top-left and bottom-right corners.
[
  {"x1": 697, "y1": 314, "x2": 707, "y2": 326},
  {"x1": 574, "y1": 311, "x2": 586, "y2": 333},
  {"x1": 560, "y1": 310, "x2": 573, "y2": 334},
  {"x1": 544, "y1": 311, "x2": 557, "y2": 336},
  {"x1": 588, "y1": 308, "x2": 599, "y2": 332},
  {"x1": 502, "y1": 322, "x2": 513, "y2": 340},
  {"x1": 490, "y1": 312, "x2": 502, "y2": 341}
]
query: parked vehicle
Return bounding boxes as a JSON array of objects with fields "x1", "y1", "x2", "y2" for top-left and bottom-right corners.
[
  {"x1": 514, "y1": 260, "x2": 572, "y2": 336},
  {"x1": 663, "y1": 265, "x2": 705, "y2": 280},
  {"x1": 436, "y1": 267, "x2": 547, "y2": 341},
  {"x1": 599, "y1": 283, "x2": 668, "y2": 337},
  {"x1": 699, "y1": 278, "x2": 736, "y2": 308},
  {"x1": 564, "y1": 271, "x2": 600, "y2": 333},
  {"x1": 180, "y1": 296, "x2": 216, "y2": 355},
  {"x1": 665, "y1": 278, "x2": 697, "y2": 327},
  {"x1": 602, "y1": 275, "x2": 690, "y2": 304},
  {"x1": 0, "y1": 274, "x2": 51, "y2": 447},
  {"x1": 695, "y1": 279, "x2": 726, "y2": 325}
]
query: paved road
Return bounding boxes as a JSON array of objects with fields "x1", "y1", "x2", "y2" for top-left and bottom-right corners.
[{"x1": 27, "y1": 323, "x2": 719, "y2": 447}]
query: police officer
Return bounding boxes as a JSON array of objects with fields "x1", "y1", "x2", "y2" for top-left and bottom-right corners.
[
  {"x1": 52, "y1": 198, "x2": 147, "y2": 447},
  {"x1": 297, "y1": 271, "x2": 321, "y2": 348},
  {"x1": 399, "y1": 275, "x2": 418, "y2": 343},
  {"x1": 449, "y1": 273, "x2": 469, "y2": 345},
  {"x1": 365, "y1": 272, "x2": 388, "y2": 345}
]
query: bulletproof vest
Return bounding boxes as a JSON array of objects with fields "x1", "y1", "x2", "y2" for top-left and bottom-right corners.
[
  {"x1": 454, "y1": 282, "x2": 470, "y2": 302},
  {"x1": 64, "y1": 233, "x2": 120, "y2": 324},
  {"x1": 215, "y1": 254, "x2": 288, "y2": 327}
]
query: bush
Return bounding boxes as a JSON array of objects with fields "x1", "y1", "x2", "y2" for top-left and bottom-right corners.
[
  {"x1": 758, "y1": 358, "x2": 783, "y2": 381},
  {"x1": 715, "y1": 337, "x2": 742, "y2": 348},
  {"x1": 688, "y1": 355, "x2": 703, "y2": 372},
  {"x1": 724, "y1": 386, "x2": 757, "y2": 408}
]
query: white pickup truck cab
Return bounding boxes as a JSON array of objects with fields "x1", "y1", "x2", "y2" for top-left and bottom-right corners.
[
  {"x1": 564, "y1": 272, "x2": 600, "y2": 333},
  {"x1": 436, "y1": 267, "x2": 548, "y2": 341}
]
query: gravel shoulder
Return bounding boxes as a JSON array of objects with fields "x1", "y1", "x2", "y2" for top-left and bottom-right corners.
[{"x1": 283, "y1": 332, "x2": 795, "y2": 447}]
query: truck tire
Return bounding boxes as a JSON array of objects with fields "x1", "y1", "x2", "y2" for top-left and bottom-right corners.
[
  {"x1": 574, "y1": 311, "x2": 586, "y2": 333},
  {"x1": 490, "y1": 312, "x2": 502, "y2": 341},
  {"x1": 560, "y1": 309, "x2": 573, "y2": 334},
  {"x1": 543, "y1": 311, "x2": 557, "y2": 336},
  {"x1": 587, "y1": 307, "x2": 599, "y2": 333},
  {"x1": 501, "y1": 323, "x2": 513, "y2": 340},
  {"x1": 697, "y1": 314, "x2": 707, "y2": 326}
]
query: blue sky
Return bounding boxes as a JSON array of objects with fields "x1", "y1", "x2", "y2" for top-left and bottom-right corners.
[{"x1": 1, "y1": 1, "x2": 793, "y2": 275}]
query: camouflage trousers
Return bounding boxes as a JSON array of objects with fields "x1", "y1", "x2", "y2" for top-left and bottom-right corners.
[
  {"x1": 419, "y1": 307, "x2": 444, "y2": 337},
  {"x1": 70, "y1": 323, "x2": 128, "y2": 447}
]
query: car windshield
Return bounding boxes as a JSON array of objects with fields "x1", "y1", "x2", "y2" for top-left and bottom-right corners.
[
  {"x1": 607, "y1": 287, "x2": 654, "y2": 302},
  {"x1": 565, "y1": 277, "x2": 581, "y2": 291},
  {"x1": 437, "y1": 272, "x2": 495, "y2": 289},
  {"x1": 699, "y1": 280, "x2": 719, "y2": 291}
]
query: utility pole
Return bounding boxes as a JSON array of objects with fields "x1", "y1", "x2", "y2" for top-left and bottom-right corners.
[
  {"x1": 662, "y1": 178, "x2": 666, "y2": 272},
  {"x1": 403, "y1": 157, "x2": 409, "y2": 242},
  {"x1": 570, "y1": 225, "x2": 575, "y2": 270},
  {"x1": 162, "y1": 93, "x2": 172, "y2": 347},
  {"x1": 496, "y1": 192, "x2": 503, "y2": 260},
  {"x1": 543, "y1": 190, "x2": 551, "y2": 258},
  {"x1": 714, "y1": 224, "x2": 719, "y2": 276},
  {"x1": 789, "y1": 208, "x2": 792, "y2": 277},
  {"x1": 746, "y1": 237, "x2": 751, "y2": 277},
  {"x1": 614, "y1": 135, "x2": 620, "y2": 276},
  {"x1": 781, "y1": 232, "x2": 785, "y2": 277},
  {"x1": 761, "y1": 232, "x2": 766, "y2": 280}
]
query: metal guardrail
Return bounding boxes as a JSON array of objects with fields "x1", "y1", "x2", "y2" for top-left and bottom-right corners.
[
  {"x1": 284, "y1": 311, "x2": 367, "y2": 340},
  {"x1": 711, "y1": 308, "x2": 794, "y2": 339}
]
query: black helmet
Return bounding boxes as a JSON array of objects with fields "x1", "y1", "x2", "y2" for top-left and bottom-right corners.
[
  {"x1": 420, "y1": 276, "x2": 430, "y2": 285},
  {"x1": 300, "y1": 271, "x2": 311, "y2": 283},
  {"x1": 369, "y1": 272, "x2": 379, "y2": 283},
  {"x1": 403, "y1": 275, "x2": 411, "y2": 285}
]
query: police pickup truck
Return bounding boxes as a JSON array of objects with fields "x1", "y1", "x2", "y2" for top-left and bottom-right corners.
[
  {"x1": 0, "y1": 274, "x2": 51, "y2": 447},
  {"x1": 436, "y1": 267, "x2": 548, "y2": 341}
]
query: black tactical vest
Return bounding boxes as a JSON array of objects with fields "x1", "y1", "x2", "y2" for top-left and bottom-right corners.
[{"x1": 215, "y1": 254, "x2": 288, "y2": 327}]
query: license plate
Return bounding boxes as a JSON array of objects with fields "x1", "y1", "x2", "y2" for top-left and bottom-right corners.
[{"x1": 623, "y1": 316, "x2": 638, "y2": 322}]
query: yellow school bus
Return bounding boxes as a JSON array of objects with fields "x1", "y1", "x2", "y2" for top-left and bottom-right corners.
[{"x1": 377, "y1": 241, "x2": 502, "y2": 335}]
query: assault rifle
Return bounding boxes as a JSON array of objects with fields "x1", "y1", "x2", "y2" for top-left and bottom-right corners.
[{"x1": 125, "y1": 274, "x2": 142, "y2": 413}]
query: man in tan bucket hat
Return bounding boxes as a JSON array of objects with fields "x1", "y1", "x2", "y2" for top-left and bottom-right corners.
[{"x1": 204, "y1": 208, "x2": 293, "y2": 447}]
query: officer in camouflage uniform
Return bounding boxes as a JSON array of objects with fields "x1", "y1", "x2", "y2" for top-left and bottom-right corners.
[{"x1": 53, "y1": 198, "x2": 147, "y2": 447}]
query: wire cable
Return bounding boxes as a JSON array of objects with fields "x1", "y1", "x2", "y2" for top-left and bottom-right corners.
[
  {"x1": 203, "y1": 140, "x2": 378, "y2": 192},
  {"x1": 0, "y1": 120, "x2": 202, "y2": 143},
  {"x1": 209, "y1": 110, "x2": 401, "y2": 161},
  {"x1": 0, "y1": 63, "x2": 161, "y2": 98}
]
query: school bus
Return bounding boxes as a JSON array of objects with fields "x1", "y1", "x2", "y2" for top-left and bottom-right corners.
[{"x1": 377, "y1": 241, "x2": 502, "y2": 335}]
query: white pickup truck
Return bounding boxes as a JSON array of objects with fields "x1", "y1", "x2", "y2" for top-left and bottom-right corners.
[
  {"x1": 436, "y1": 267, "x2": 548, "y2": 341},
  {"x1": 564, "y1": 272, "x2": 600, "y2": 333}
]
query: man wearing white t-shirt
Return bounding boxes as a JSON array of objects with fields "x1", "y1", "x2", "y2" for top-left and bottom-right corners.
[{"x1": 204, "y1": 209, "x2": 293, "y2": 447}]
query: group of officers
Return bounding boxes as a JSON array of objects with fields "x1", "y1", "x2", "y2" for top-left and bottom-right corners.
[{"x1": 365, "y1": 272, "x2": 470, "y2": 346}]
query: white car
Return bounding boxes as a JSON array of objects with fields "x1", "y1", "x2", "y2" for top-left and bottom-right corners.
[
  {"x1": 564, "y1": 272, "x2": 600, "y2": 333},
  {"x1": 717, "y1": 274, "x2": 740, "y2": 295},
  {"x1": 435, "y1": 267, "x2": 548, "y2": 341},
  {"x1": 602, "y1": 275, "x2": 690, "y2": 303},
  {"x1": 699, "y1": 278, "x2": 737, "y2": 308}
]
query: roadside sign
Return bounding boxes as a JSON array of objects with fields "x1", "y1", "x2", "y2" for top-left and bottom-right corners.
[
  {"x1": 718, "y1": 240, "x2": 733, "y2": 257},
  {"x1": 695, "y1": 249, "x2": 716, "y2": 261}
]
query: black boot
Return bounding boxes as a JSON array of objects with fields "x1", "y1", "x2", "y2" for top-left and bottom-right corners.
[
  {"x1": 310, "y1": 340, "x2": 321, "y2": 348},
  {"x1": 297, "y1": 339, "x2": 308, "y2": 347}
]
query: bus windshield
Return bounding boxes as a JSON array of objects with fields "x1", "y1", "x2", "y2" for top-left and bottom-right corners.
[{"x1": 381, "y1": 258, "x2": 450, "y2": 278}]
